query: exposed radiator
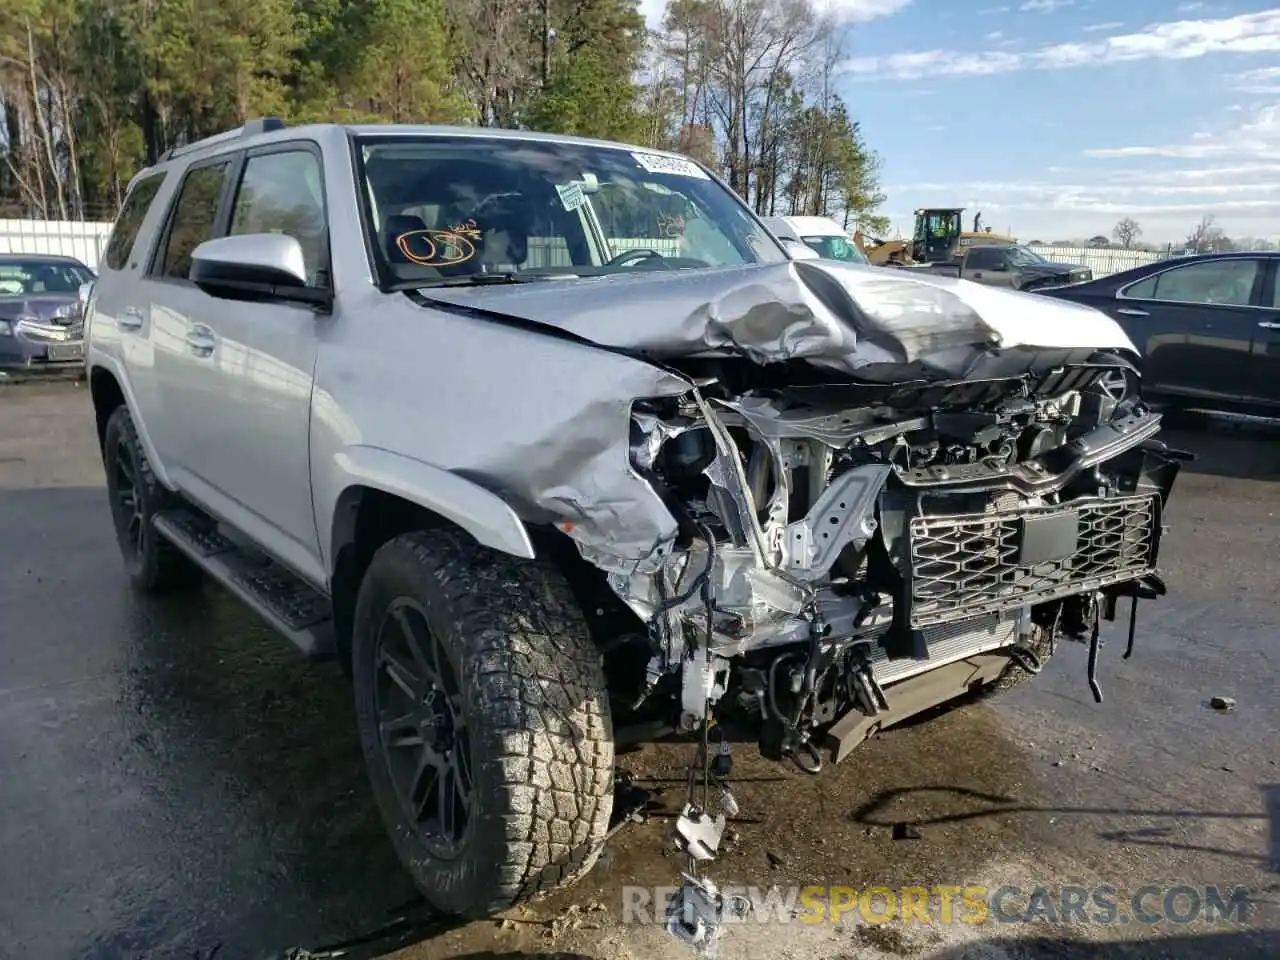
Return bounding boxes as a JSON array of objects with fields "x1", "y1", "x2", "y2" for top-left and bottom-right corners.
[{"x1": 871, "y1": 612, "x2": 1018, "y2": 687}]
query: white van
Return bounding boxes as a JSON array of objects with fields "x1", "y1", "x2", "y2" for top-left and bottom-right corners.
[{"x1": 762, "y1": 215, "x2": 868, "y2": 264}]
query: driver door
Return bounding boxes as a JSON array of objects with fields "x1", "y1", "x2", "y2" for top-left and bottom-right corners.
[{"x1": 171, "y1": 144, "x2": 329, "y2": 580}]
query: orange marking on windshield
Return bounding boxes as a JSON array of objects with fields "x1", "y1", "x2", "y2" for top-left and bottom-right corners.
[{"x1": 396, "y1": 228, "x2": 478, "y2": 267}]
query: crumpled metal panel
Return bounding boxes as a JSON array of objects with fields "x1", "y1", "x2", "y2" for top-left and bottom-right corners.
[
  {"x1": 497, "y1": 360, "x2": 693, "y2": 574},
  {"x1": 418, "y1": 259, "x2": 1135, "y2": 381},
  {"x1": 389, "y1": 257, "x2": 1137, "y2": 644}
]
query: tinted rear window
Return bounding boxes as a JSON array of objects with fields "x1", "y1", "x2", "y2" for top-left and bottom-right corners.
[
  {"x1": 103, "y1": 172, "x2": 167, "y2": 271},
  {"x1": 157, "y1": 162, "x2": 231, "y2": 280}
]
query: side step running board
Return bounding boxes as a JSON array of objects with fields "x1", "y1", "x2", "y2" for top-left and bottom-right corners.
[{"x1": 153, "y1": 509, "x2": 335, "y2": 660}]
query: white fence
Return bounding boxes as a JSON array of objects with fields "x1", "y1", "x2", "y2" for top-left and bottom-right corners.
[
  {"x1": 1, "y1": 218, "x2": 1170, "y2": 279},
  {"x1": 1026, "y1": 245, "x2": 1166, "y2": 277},
  {"x1": 0, "y1": 219, "x2": 113, "y2": 271}
]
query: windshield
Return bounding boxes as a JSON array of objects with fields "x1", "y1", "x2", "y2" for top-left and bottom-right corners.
[
  {"x1": 0, "y1": 258, "x2": 94, "y2": 296},
  {"x1": 801, "y1": 235, "x2": 867, "y2": 264},
  {"x1": 1006, "y1": 245, "x2": 1047, "y2": 267},
  {"x1": 356, "y1": 136, "x2": 787, "y2": 288}
]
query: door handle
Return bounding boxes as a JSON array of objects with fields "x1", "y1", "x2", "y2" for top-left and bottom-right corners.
[
  {"x1": 119, "y1": 306, "x2": 144, "y2": 330},
  {"x1": 185, "y1": 325, "x2": 216, "y2": 357},
  {"x1": 1258, "y1": 321, "x2": 1280, "y2": 329},
  {"x1": 1117, "y1": 307, "x2": 1149, "y2": 317}
]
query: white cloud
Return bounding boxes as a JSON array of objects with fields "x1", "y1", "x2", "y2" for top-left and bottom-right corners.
[
  {"x1": 979, "y1": 6, "x2": 1011, "y2": 14},
  {"x1": 1178, "y1": 1, "x2": 1206, "y2": 11},
  {"x1": 841, "y1": 10, "x2": 1280, "y2": 79},
  {"x1": 987, "y1": 30, "x2": 1005, "y2": 40},
  {"x1": 883, "y1": 105, "x2": 1280, "y2": 242},
  {"x1": 1081, "y1": 21, "x2": 1124, "y2": 33},
  {"x1": 1229, "y1": 65, "x2": 1280, "y2": 94},
  {"x1": 887, "y1": 178, "x2": 1280, "y2": 200},
  {"x1": 1085, "y1": 103, "x2": 1280, "y2": 158},
  {"x1": 825, "y1": 0, "x2": 913, "y2": 22},
  {"x1": 639, "y1": 0, "x2": 912, "y2": 29},
  {"x1": 1105, "y1": 161, "x2": 1280, "y2": 183},
  {"x1": 883, "y1": 171, "x2": 1280, "y2": 241},
  {"x1": 1020, "y1": 0, "x2": 1074, "y2": 12}
]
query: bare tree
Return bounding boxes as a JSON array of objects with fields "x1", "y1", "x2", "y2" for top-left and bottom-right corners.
[
  {"x1": 1185, "y1": 214, "x2": 1224, "y2": 253},
  {"x1": 702, "y1": 0, "x2": 820, "y2": 198},
  {"x1": 1112, "y1": 216, "x2": 1141, "y2": 249}
]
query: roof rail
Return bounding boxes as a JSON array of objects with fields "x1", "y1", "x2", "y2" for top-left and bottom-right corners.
[{"x1": 159, "y1": 116, "x2": 287, "y2": 163}]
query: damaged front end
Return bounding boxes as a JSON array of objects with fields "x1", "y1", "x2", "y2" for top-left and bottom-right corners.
[
  {"x1": 464, "y1": 265, "x2": 1188, "y2": 774},
  {"x1": 426, "y1": 260, "x2": 1186, "y2": 951},
  {"x1": 609, "y1": 357, "x2": 1185, "y2": 756}
]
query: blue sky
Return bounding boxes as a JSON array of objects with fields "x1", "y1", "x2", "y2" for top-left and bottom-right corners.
[{"x1": 640, "y1": 0, "x2": 1280, "y2": 244}]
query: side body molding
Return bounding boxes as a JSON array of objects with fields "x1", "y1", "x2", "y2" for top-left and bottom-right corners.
[{"x1": 328, "y1": 446, "x2": 536, "y2": 563}]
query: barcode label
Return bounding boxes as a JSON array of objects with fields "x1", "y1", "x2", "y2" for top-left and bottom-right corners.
[{"x1": 631, "y1": 152, "x2": 710, "y2": 180}]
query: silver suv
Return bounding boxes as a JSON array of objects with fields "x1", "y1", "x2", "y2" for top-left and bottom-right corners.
[{"x1": 84, "y1": 118, "x2": 1184, "y2": 924}]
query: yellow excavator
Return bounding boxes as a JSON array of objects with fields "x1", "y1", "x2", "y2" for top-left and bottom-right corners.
[{"x1": 855, "y1": 208, "x2": 1016, "y2": 266}]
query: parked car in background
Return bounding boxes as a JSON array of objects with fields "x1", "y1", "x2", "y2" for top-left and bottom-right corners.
[
  {"x1": 0, "y1": 253, "x2": 96, "y2": 367},
  {"x1": 1037, "y1": 252, "x2": 1280, "y2": 415},
  {"x1": 925, "y1": 243, "x2": 1091, "y2": 291},
  {"x1": 762, "y1": 215, "x2": 868, "y2": 264}
]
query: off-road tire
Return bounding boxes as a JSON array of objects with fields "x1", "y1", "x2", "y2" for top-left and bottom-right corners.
[
  {"x1": 351, "y1": 529, "x2": 614, "y2": 918},
  {"x1": 102, "y1": 405, "x2": 201, "y2": 592}
]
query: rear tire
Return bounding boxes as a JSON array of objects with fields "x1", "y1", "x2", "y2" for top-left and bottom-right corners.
[
  {"x1": 351, "y1": 529, "x2": 614, "y2": 918},
  {"x1": 102, "y1": 405, "x2": 201, "y2": 592}
]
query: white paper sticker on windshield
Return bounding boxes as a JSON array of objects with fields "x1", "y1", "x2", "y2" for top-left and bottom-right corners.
[
  {"x1": 556, "y1": 182, "x2": 586, "y2": 212},
  {"x1": 631, "y1": 152, "x2": 709, "y2": 180}
]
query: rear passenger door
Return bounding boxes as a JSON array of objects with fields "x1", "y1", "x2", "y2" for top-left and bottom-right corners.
[
  {"x1": 176, "y1": 143, "x2": 330, "y2": 583},
  {"x1": 143, "y1": 156, "x2": 235, "y2": 482},
  {"x1": 1113, "y1": 257, "x2": 1263, "y2": 402},
  {"x1": 88, "y1": 171, "x2": 172, "y2": 465},
  {"x1": 1250, "y1": 257, "x2": 1280, "y2": 406}
]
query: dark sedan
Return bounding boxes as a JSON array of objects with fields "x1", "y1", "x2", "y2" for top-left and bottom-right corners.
[
  {"x1": 1037, "y1": 252, "x2": 1280, "y2": 415},
  {"x1": 0, "y1": 253, "x2": 95, "y2": 367}
]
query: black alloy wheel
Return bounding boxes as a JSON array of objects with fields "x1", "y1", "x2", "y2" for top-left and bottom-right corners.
[
  {"x1": 101, "y1": 405, "x2": 200, "y2": 592},
  {"x1": 374, "y1": 598, "x2": 472, "y2": 859}
]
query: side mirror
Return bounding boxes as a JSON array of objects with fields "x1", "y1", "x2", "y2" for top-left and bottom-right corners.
[
  {"x1": 77, "y1": 281, "x2": 94, "y2": 312},
  {"x1": 779, "y1": 237, "x2": 820, "y2": 260},
  {"x1": 989, "y1": 261, "x2": 1009, "y2": 272},
  {"x1": 190, "y1": 234, "x2": 332, "y2": 311}
]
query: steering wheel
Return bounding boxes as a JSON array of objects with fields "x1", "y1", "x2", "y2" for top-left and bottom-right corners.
[{"x1": 607, "y1": 248, "x2": 666, "y2": 268}]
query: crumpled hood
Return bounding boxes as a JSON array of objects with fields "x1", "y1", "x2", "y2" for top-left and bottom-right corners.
[
  {"x1": 0, "y1": 293, "x2": 79, "y2": 323},
  {"x1": 417, "y1": 259, "x2": 1135, "y2": 381}
]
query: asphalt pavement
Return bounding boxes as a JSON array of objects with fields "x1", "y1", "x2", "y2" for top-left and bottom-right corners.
[{"x1": 0, "y1": 381, "x2": 1276, "y2": 960}]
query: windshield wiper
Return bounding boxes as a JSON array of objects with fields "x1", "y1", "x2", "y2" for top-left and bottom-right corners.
[{"x1": 392, "y1": 271, "x2": 579, "y2": 291}]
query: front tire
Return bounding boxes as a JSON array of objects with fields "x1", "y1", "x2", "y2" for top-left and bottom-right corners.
[
  {"x1": 351, "y1": 529, "x2": 614, "y2": 918},
  {"x1": 102, "y1": 405, "x2": 201, "y2": 592}
]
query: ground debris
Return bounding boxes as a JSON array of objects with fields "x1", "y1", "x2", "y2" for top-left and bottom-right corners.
[{"x1": 1209, "y1": 696, "x2": 1236, "y2": 712}]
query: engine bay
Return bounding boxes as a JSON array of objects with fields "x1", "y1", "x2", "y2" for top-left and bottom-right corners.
[{"x1": 603, "y1": 352, "x2": 1184, "y2": 761}]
